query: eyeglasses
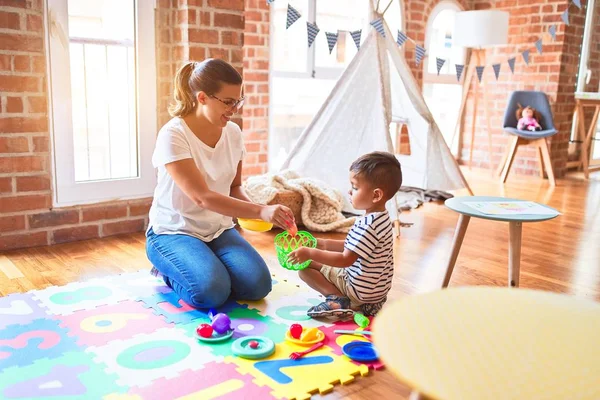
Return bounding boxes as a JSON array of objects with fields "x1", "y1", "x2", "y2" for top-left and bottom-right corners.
[{"x1": 209, "y1": 95, "x2": 245, "y2": 112}]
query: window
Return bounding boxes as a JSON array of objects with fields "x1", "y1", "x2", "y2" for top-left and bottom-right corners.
[
  {"x1": 46, "y1": 0, "x2": 157, "y2": 206},
  {"x1": 269, "y1": 0, "x2": 403, "y2": 170},
  {"x1": 422, "y1": 1, "x2": 465, "y2": 155}
]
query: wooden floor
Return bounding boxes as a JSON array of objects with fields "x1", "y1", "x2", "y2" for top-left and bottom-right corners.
[{"x1": 1, "y1": 167, "x2": 599, "y2": 399}]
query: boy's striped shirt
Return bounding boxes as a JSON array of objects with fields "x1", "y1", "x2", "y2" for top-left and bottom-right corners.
[{"x1": 343, "y1": 210, "x2": 394, "y2": 302}]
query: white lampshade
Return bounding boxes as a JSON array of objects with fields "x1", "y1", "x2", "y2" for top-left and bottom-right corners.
[{"x1": 454, "y1": 10, "x2": 509, "y2": 48}]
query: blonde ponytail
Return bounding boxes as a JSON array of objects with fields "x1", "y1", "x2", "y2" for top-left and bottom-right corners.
[
  {"x1": 168, "y1": 59, "x2": 243, "y2": 117},
  {"x1": 168, "y1": 62, "x2": 196, "y2": 117}
]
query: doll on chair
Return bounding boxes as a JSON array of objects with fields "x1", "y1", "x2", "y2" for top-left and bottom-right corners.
[{"x1": 516, "y1": 103, "x2": 542, "y2": 132}]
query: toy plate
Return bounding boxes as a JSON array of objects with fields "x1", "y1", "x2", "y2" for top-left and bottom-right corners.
[
  {"x1": 284, "y1": 328, "x2": 325, "y2": 346},
  {"x1": 196, "y1": 329, "x2": 234, "y2": 343},
  {"x1": 238, "y1": 218, "x2": 273, "y2": 232},
  {"x1": 342, "y1": 340, "x2": 379, "y2": 362},
  {"x1": 231, "y1": 336, "x2": 276, "y2": 359}
]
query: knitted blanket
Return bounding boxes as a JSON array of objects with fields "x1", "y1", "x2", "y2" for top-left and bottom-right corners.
[{"x1": 243, "y1": 170, "x2": 356, "y2": 232}]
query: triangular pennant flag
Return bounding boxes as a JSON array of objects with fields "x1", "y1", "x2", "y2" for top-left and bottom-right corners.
[
  {"x1": 573, "y1": 0, "x2": 581, "y2": 9},
  {"x1": 508, "y1": 57, "x2": 516, "y2": 74},
  {"x1": 286, "y1": 4, "x2": 301, "y2": 29},
  {"x1": 549, "y1": 25, "x2": 557, "y2": 41},
  {"x1": 396, "y1": 30, "x2": 408, "y2": 46},
  {"x1": 535, "y1": 38, "x2": 543, "y2": 54},
  {"x1": 306, "y1": 21, "x2": 320, "y2": 48},
  {"x1": 561, "y1": 9, "x2": 569, "y2": 25},
  {"x1": 455, "y1": 64, "x2": 464, "y2": 82},
  {"x1": 492, "y1": 63, "x2": 501, "y2": 80},
  {"x1": 325, "y1": 31, "x2": 338, "y2": 54},
  {"x1": 476, "y1": 66, "x2": 485, "y2": 82},
  {"x1": 436, "y1": 57, "x2": 445, "y2": 75},
  {"x1": 370, "y1": 18, "x2": 385, "y2": 38},
  {"x1": 522, "y1": 49, "x2": 530, "y2": 65},
  {"x1": 350, "y1": 30, "x2": 361, "y2": 50},
  {"x1": 415, "y1": 45, "x2": 426, "y2": 66}
]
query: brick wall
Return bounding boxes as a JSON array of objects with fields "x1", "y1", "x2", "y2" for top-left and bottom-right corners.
[
  {"x1": 455, "y1": 0, "x2": 586, "y2": 176},
  {"x1": 0, "y1": 0, "x2": 270, "y2": 251},
  {"x1": 242, "y1": 0, "x2": 270, "y2": 176}
]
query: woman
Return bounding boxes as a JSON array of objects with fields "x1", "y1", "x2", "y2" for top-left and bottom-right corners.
[{"x1": 146, "y1": 59, "x2": 296, "y2": 309}]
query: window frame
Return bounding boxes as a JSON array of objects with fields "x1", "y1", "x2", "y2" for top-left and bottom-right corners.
[{"x1": 45, "y1": 0, "x2": 158, "y2": 207}]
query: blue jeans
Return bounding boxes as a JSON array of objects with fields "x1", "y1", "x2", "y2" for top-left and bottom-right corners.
[{"x1": 146, "y1": 227, "x2": 272, "y2": 309}]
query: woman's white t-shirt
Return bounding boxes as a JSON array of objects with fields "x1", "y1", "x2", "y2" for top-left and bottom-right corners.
[{"x1": 148, "y1": 117, "x2": 246, "y2": 241}]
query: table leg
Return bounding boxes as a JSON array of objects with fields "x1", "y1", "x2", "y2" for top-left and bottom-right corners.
[
  {"x1": 508, "y1": 221, "x2": 522, "y2": 288},
  {"x1": 442, "y1": 214, "x2": 471, "y2": 288}
]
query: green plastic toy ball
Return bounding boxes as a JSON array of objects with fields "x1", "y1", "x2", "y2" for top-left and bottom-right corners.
[{"x1": 274, "y1": 231, "x2": 317, "y2": 270}]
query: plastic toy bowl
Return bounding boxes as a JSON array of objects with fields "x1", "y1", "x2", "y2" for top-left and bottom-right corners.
[
  {"x1": 231, "y1": 336, "x2": 276, "y2": 359},
  {"x1": 342, "y1": 341, "x2": 379, "y2": 362},
  {"x1": 274, "y1": 231, "x2": 317, "y2": 270},
  {"x1": 195, "y1": 329, "x2": 234, "y2": 343},
  {"x1": 238, "y1": 218, "x2": 273, "y2": 232},
  {"x1": 285, "y1": 327, "x2": 325, "y2": 346}
]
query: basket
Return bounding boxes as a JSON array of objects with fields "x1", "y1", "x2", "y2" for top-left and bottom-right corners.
[{"x1": 274, "y1": 231, "x2": 317, "y2": 271}]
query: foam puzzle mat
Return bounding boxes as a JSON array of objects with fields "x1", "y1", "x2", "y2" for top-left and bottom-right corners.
[{"x1": 0, "y1": 270, "x2": 382, "y2": 400}]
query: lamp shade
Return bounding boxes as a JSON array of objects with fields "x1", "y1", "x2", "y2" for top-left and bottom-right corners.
[{"x1": 453, "y1": 10, "x2": 509, "y2": 48}]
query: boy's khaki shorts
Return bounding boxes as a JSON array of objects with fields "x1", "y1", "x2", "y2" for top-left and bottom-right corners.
[{"x1": 319, "y1": 265, "x2": 363, "y2": 309}]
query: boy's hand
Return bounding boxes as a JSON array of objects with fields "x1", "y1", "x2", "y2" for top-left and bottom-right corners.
[{"x1": 288, "y1": 247, "x2": 312, "y2": 264}]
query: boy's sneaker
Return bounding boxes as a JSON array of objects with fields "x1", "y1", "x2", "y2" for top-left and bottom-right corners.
[{"x1": 307, "y1": 295, "x2": 354, "y2": 319}]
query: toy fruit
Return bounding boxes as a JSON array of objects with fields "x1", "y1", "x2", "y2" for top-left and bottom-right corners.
[
  {"x1": 354, "y1": 313, "x2": 369, "y2": 329},
  {"x1": 248, "y1": 340, "x2": 259, "y2": 349},
  {"x1": 290, "y1": 324, "x2": 303, "y2": 339},
  {"x1": 300, "y1": 327, "x2": 319, "y2": 342},
  {"x1": 197, "y1": 323, "x2": 213, "y2": 338},
  {"x1": 211, "y1": 313, "x2": 231, "y2": 334}
]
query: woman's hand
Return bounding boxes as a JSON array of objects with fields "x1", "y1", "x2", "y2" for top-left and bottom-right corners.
[{"x1": 260, "y1": 204, "x2": 295, "y2": 230}]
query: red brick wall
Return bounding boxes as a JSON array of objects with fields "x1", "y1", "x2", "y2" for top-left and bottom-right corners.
[
  {"x1": 242, "y1": 0, "x2": 270, "y2": 176},
  {"x1": 0, "y1": 0, "x2": 270, "y2": 251}
]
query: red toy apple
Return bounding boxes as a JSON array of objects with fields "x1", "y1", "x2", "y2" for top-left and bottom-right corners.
[
  {"x1": 290, "y1": 323, "x2": 303, "y2": 339},
  {"x1": 248, "y1": 340, "x2": 259, "y2": 349},
  {"x1": 196, "y1": 323, "x2": 213, "y2": 338}
]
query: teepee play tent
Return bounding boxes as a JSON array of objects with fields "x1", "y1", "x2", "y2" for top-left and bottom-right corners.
[{"x1": 280, "y1": 1, "x2": 472, "y2": 221}]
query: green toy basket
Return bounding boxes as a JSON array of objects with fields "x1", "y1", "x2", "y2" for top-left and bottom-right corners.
[{"x1": 274, "y1": 231, "x2": 317, "y2": 271}]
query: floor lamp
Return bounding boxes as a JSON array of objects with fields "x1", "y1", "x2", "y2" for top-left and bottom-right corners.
[{"x1": 452, "y1": 10, "x2": 509, "y2": 170}]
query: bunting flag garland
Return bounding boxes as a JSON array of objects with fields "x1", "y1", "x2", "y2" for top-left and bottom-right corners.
[
  {"x1": 549, "y1": 25, "x2": 557, "y2": 41},
  {"x1": 325, "y1": 31, "x2": 338, "y2": 54},
  {"x1": 415, "y1": 45, "x2": 426, "y2": 66},
  {"x1": 508, "y1": 57, "x2": 516, "y2": 74},
  {"x1": 561, "y1": 9, "x2": 570, "y2": 25},
  {"x1": 535, "y1": 38, "x2": 543, "y2": 54},
  {"x1": 396, "y1": 30, "x2": 408, "y2": 47},
  {"x1": 522, "y1": 49, "x2": 530, "y2": 65},
  {"x1": 492, "y1": 63, "x2": 501, "y2": 80},
  {"x1": 350, "y1": 30, "x2": 362, "y2": 50},
  {"x1": 307, "y1": 21, "x2": 320, "y2": 48},
  {"x1": 476, "y1": 66, "x2": 485, "y2": 83},
  {"x1": 286, "y1": 4, "x2": 301, "y2": 29},
  {"x1": 436, "y1": 57, "x2": 445, "y2": 75},
  {"x1": 273, "y1": 0, "x2": 583, "y2": 83},
  {"x1": 370, "y1": 18, "x2": 385, "y2": 37},
  {"x1": 455, "y1": 64, "x2": 464, "y2": 82}
]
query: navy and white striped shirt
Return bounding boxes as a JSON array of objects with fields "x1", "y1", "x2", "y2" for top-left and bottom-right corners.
[{"x1": 343, "y1": 211, "x2": 394, "y2": 303}]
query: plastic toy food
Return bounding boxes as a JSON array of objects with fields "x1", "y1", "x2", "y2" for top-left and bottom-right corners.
[
  {"x1": 196, "y1": 323, "x2": 213, "y2": 338},
  {"x1": 354, "y1": 313, "x2": 369, "y2": 328},
  {"x1": 248, "y1": 340, "x2": 259, "y2": 349},
  {"x1": 211, "y1": 313, "x2": 231, "y2": 334},
  {"x1": 300, "y1": 327, "x2": 319, "y2": 342},
  {"x1": 290, "y1": 324, "x2": 303, "y2": 339}
]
